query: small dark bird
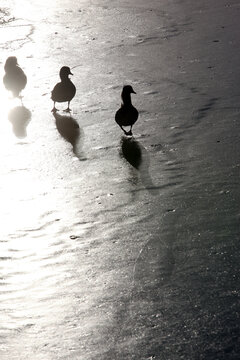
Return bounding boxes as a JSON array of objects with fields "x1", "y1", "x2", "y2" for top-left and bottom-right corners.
[
  {"x1": 51, "y1": 66, "x2": 76, "y2": 112},
  {"x1": 115, "y1": 85, "x2": 138, "y2": 136},
  {"x1": 3, "y1": 56, "x2": 27, "y2": 98}
]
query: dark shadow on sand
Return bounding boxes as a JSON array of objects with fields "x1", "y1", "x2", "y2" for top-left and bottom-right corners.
[
  {"x1": 120, "y1": 136, "x2": 159, "y2": 195},
  {"x1": 53, "y1": 112, "x2": 86, "y2": 160},
  {"x1": 8, "y1": 106, "x2": 31, "y2": 138}
]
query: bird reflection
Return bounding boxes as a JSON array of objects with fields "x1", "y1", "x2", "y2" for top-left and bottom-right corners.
[
  {"x1": 53, "y1": 112, "x2": 85, "y2": 159},
  {"x1": 8, "y1": 106, "x2": 31, "y2": 138},
  {"x1": 120, "y1": 136, "x2": 158, "y2": 195}
]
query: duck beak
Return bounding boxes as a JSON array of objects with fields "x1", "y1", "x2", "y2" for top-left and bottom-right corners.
[
  {"x1": 132, "y1": 90, "x2": 136, "y2": 94},
  {"x1": 70, "y1": 71, "x2": 73, "y2": 75}
]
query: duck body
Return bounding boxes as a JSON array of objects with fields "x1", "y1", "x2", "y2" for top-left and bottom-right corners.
[
  {"x1": 51, "y1": 66, "x2": 76, "y2": 112},
  {"x1": 3, "y1": 56, "x2": 27, "y2": 97},
  {"x1": 115, "y1": 85, "x2": 138, "y2": 136}
]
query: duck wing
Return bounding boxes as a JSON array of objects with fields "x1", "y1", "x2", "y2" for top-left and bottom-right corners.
[
  {"x1": 51, "y1": 81, "x2": 76, "y2": 102},
  {"x1": 115, "y1": 105, "x2": 138, "y2": 127},
  {"x1": 3, "y1": 67, "x2": 27, "y2": 95}
]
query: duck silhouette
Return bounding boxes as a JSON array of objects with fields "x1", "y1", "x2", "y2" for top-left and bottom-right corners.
[
  {"x1": 115, "y1": 85, "x2": 138, "y2": 136},
  {"x1": 51, "y1": 66, "x2": 76, "y2": 112},
  {"x1": 3, "y1": 56, "x2": 27, "y2": 98}
]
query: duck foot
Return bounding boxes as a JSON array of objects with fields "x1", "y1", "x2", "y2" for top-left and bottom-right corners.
[
  {"x1": 64, "y1": 108, "x2": 71, "y2": 113},
  {"x1": 124, "y1": 130, "x2": 133, "y2": 136},
  {"x1": 51, "y1": 107, "x2": 59, "y2": 113}
]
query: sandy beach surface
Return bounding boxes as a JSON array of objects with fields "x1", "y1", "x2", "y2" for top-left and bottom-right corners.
[{"x1": 0, "y1": 0, "x2": 240, "y2": 359}]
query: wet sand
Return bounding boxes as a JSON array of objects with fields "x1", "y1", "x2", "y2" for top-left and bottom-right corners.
[{"x1": 0, "y1": 0, "x2": 240, "y2": 359}]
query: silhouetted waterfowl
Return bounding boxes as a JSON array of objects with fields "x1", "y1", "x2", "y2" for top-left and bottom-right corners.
[
  {"x1": 115, "y1": 85, "x2": 138, "y2": 136},
  {"x1": 51, "y1": 66, "x2": 76, "y2": 112},
  {"x1": 3, "y1": 56, "x2": 27, "y2": 98}
]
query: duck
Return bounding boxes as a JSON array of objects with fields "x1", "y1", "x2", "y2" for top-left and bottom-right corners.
[
  {"x1": 115, "y1": 85, "x2": 139, "y2": 136},
  {"x1": 51, "y1": 66, "x2": 76, "y2": 112},
  {"x1": 3, "y1": 56, "x2": 27, "y2": 98}
]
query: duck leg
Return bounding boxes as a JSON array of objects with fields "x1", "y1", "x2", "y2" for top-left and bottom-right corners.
[
  {"x1": 117, "y1": 123, "x2": 128, "y2": 135},
  {"x1": 64, "y1": 101, "x2": 71, "y2": 112},
  {"x1": 51, "y1": 102, "x2": 58, "y2": 113},
  {"x1": 125, "y1": 125, "x2": 133, "y2": 136}
]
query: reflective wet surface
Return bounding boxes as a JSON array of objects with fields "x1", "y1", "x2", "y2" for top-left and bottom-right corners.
[{"x1": 0, "y1": 1, "x2": 240, "y2": 359}]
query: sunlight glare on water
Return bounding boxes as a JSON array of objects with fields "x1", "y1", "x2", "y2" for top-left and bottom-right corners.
[
  {"x1": 6, "y1": 0, "x2": 56, "y2": 21},
  {"x1": 0, "y1": 85, "x2": 16, "y2": 144},
  {"x1": 1, "y1": 0, "x2": 239, "y2": 358},
  {"x1": 0, "y1": 82, "x2": 35, "y2": 236}
]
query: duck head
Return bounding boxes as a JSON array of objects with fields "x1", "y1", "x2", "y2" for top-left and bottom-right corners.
[
  {"x1": 4, "y1": 56, "x2": 18, "y2": 71},
  {"x1": 122, "y1": 85, "x2": 136, "y2": 95},
  {"x1": 60, "y1": 66, "x2": 73, "y2": 80},
  {"x1": 121, "y1": 85, "x2": 136, "y2": 105}
]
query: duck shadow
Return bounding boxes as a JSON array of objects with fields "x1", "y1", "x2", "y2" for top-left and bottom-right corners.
[
  {"x1": 120, "y1": 136, "x2": 159, "y2": 195},
  {"x1": 53, "y1": 112, "x2": 86, "y2": 160},
  {"x1": 121, "y1": 136, "x2": 142, "y2": 169},
  {"x1": 8, "y1": 106, "x2": 31, "y2": 138}
]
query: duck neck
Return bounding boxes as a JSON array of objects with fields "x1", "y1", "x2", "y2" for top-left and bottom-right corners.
[
  {"x1": 60, "y1": 74, "x2": 70, "y2": 82},
  {"x1": 5, "y1": 64, "x2": 16, "y2": 72},
  {"x1": 122, "y1": 91, "x2": 132, "y2": 106}
]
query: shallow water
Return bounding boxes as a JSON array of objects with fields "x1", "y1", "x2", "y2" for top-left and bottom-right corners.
[{"x1": 1, "y1": 1, "x2": 240, "y2": 359}]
